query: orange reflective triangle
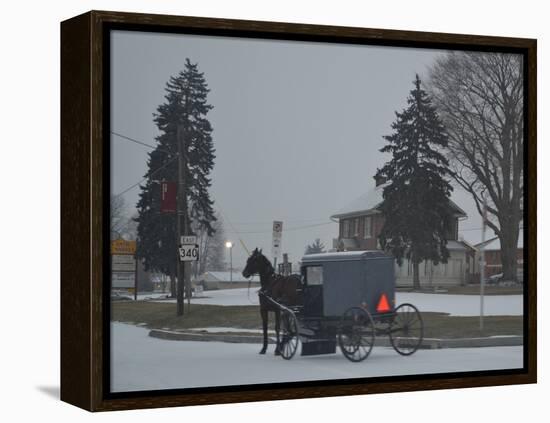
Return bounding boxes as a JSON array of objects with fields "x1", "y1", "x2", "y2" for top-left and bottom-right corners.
[{"x1": 376, "y1": 294, "x2": 391, "y2": 313}]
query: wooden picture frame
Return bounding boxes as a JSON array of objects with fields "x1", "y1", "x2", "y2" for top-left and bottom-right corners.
[{"x1": 61, "y1": 10, "x2": 536, "y2": 412}]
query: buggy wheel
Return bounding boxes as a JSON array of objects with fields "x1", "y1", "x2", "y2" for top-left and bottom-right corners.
[
  {"x1": 338, "y1": 307, "x2": 375, "y2": 362},
  {"x1": 389, "y1": 303, "x2": 424, "y2": 356},
  {"x1": 280, "y1": 310, "x2": 299, "y2": 360}
]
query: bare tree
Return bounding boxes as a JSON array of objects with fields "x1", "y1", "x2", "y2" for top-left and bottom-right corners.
[
  {"x1": 110, "y1": 195, "x2": 128, "y2": 239},
  {"x1": 205, "y1": 216, "x2": 227, "y2": 271},
  {"x1": 122, "y1": 212, "x2": 139, "y2": 240},
  {"x1": 191, "y1": 212, "x2": 226, "y2": 278},
  {"x1": 428, "y1": 52, "x2": 523, "y2": 281},
  {"x1": 110, "y1": 195, "x2": 139, "y2": 241}
]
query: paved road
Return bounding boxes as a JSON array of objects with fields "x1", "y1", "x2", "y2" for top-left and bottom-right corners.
[{"x1": 111, "y1": 323, "x2": 523, "y2": 393}]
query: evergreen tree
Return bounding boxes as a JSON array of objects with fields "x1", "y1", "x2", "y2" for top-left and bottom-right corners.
[
  {"x1": 135, "y1": 59, "x2": 216, "y2": 295},
  {"x1": 305, "y1": 238, "x2": 326, "y2": 255},
  {"x1": 376, "y1": 75, "x2": 454, "y2": 290}
]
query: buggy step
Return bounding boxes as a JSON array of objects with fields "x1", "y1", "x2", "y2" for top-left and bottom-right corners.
[{"x1": 301, "y1": 339, "x2": 337, "y2": 356}]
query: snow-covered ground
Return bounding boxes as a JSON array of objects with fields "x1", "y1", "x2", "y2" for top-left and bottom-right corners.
[
  {"x1": 396, "y1": 292, "x2": 522, "y2": 316},
  {"x1": 111, "y1": 322, "x2": 523, "y2": 393},
  {"x1": 151, "y1": 287, "x2": 523, "y2": 316}
]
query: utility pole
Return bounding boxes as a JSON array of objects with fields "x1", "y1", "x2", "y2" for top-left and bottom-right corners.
[
  {"x1": 480, "y1": 195, "x2": 487, "y2": 333},
  {"x1": 176, "y1": 123, "x2": 187, "y2": 316},
  {"x1": 134, "y1": 251, "x2": 138, "y2": 301}
]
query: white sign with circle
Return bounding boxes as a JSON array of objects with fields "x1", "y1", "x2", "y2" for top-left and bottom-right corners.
[{"x1": 272, "y1": 220, "x2": 283, "y2": 259}]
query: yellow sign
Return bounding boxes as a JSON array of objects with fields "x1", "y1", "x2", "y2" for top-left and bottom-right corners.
[{"x1": 111, "y1": 239, "x2": 136, "y2": 255}]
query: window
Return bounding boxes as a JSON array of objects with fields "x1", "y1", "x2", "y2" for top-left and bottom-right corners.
[
  {"x1": 306, "y1": 266, "x2": 324, "y2": 285},
  {"x1": 353, "y1": 218, "x2": 360, "y2": 236},
  {"x1": 342, "y1": 220, "x2": 350, "y2": 238},
  {"x1": 444, "y1": 218, "x2": 457, "y2": 240},
  {"x1": 364, "y1": 216, "x2": 372, "y2": 238}
]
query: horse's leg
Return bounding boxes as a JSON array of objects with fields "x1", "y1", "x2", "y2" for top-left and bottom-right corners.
[
  {"x1": 274, "y1": 309, "x2": 281, "y2": 356},
  {"x1": 259, "y1": 306, "x2": 268, "y2": 354}
]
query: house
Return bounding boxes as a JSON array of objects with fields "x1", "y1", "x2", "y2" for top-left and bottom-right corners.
[
  {"x1": 330, "y1": 177, "x2": 476, "y2": 287},
  {"x1": 474, "y1": 229, "x2": 524, "y2": 280}
]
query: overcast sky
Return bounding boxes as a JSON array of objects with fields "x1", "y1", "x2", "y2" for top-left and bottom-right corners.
[{"x1": 110, "y1": 30, "x2": 489, "y2": 270}]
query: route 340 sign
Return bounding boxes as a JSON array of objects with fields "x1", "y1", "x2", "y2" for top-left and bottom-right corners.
[{"x1": 179, "y1": 244, "x2": 200, "y2": 262}]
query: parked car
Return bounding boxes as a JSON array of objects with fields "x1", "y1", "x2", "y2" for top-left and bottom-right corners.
[
  {"x1": 111, "y1": 290, "x2": 133, "y2": 301},
  {"x1": 486, "y1": 269, "x2": 523, "y2": 285},
  {"x1": 486, "y1": 273, "x2": 502, "y2": 285}
]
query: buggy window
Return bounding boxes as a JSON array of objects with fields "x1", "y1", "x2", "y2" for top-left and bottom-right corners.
[{"x1": 306, "y1": 266, "x2": 323, "y2": 285}]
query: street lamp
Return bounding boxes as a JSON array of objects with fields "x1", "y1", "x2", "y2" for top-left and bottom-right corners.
[{"x1": 225, "y1": 241, "x2": 233, "y2": 283}]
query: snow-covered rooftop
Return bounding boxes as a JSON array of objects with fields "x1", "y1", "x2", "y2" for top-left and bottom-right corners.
[
  {"x1": 474, "y1": 229, "x2": 524, "y2": 250},
  {"x1": 331, "y1": 185, "x2": 384, "y2": 219},
  {"x1": 447, "y1": 240, "x2": 471, "y2": 251},
  {"x1": 331, "y1": 183, "x2": 467, "y2": 219},
  {"x1": 302, "y1": 250, "x2": 388, "y2": 262}
]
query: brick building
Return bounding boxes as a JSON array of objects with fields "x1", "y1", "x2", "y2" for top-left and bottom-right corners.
[
  {"x1": 330, "y1": 179, "x2": 476, "y2": 287},
  {"x1": 475, "y1": 229, "x2": 524, "y2": 281}
]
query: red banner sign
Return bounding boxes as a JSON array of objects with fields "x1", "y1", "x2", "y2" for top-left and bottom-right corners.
[{"x1": 160, "y1": 181, "x2": 177, "y2": 213}]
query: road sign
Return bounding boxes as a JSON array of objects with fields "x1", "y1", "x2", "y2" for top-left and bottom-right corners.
[
  {"x1": 181, "y1": 235, "x2": 197, "y2": 244},
  {"x1": 179, "y1": 244, "x2": 200, "y2": 262},
  {"x1": 112, "y1": 254, "x2": 136, "y2": 272},
  {"x1": 111, "y1": 239, "x2": 136, "y2": 255},
  {"x1": 112, "y1": 272, "x2": 135, "y2": 288},
  {"x1": 272, "y1": 220, "x2": 283, "y2": 259}
]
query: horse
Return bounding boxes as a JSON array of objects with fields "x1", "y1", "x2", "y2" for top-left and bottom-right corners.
[{"x1": 242, "y1": 248, "x2": 301, "y2": 355}]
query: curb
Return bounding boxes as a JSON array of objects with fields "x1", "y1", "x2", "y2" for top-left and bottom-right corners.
[
  {"x1": 149, "y1": 329, "x2": 277, "y2": 344},
  {"x1": 436, "y1": 336, "x2": 523, "y2": 348},
  {"x1": 149, "y1": 329, "x2": 523, "y2": 348}
]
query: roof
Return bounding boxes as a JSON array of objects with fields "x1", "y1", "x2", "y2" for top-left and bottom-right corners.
[
  {"x1": 447, "y1": 240, "x2": 472, "y2": 251},
  {"x1": 331, "y1": 185, "x2": 385, "y2": 219},
  {"x1": 331, "y1": 184, "x2": 467, "y2": 220},
  {"x1": 200, "y1": 271, "x2": 259, "y2": 283},
  {"x1": 474, "y1": 229, "x2": 524, "y2": 251},
  {"x1": 302, "y1": 250, "x2": 390, "y2": 263}
]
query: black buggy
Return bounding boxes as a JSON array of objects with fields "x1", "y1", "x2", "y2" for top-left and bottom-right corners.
[{"x1": 261, "y1": 251, "x2": 424, "y2": 362}]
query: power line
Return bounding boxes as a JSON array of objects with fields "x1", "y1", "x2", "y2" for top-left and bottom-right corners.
[
  {"x1": 113, "y1": 154, "x2": 179, "y2": 198},
  {"x1": 234, "y1": 221, "x2": 334, "y2": 234},
  {"x1": 230, "y1": 217, "x2": 330, "y2": 226},
  {"x1": 215, "y1": 205, "x2": 251, "y2": 255},
  {"x1": 111, "y1": 131, "x2": 172, "y2": 154}
]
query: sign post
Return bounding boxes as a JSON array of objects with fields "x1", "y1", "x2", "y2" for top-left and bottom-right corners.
[
  {"x1": 176, "y1": 124, "x2": 187, "y2": 316},
  {"x1": 272, "y1": 221, "x2": 283, "y2": 270},
  {"x1": 178, "y1": 235, "x2": 199, "y2": 309}
]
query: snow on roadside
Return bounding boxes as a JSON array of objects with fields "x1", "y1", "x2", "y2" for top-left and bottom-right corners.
[
  {"x1": 149, "y1": 288, "x2": 523, "y2": 316},
  {"x1": 396, "y1": 292, "x2": 522, "y2": 316}
]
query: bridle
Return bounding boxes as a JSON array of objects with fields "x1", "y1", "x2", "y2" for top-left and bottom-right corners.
[{"x1": 244, "y1": 253, "x2": 277, "y2": 303}]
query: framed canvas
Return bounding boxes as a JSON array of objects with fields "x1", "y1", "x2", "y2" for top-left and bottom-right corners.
[{"x1": 60, "y1": 10, "x2": 536, "y2": 412}]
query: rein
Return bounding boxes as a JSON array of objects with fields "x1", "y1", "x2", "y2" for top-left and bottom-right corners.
[{"x1": 247, "y1": 277, "x2": 256, "y2": 304}]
